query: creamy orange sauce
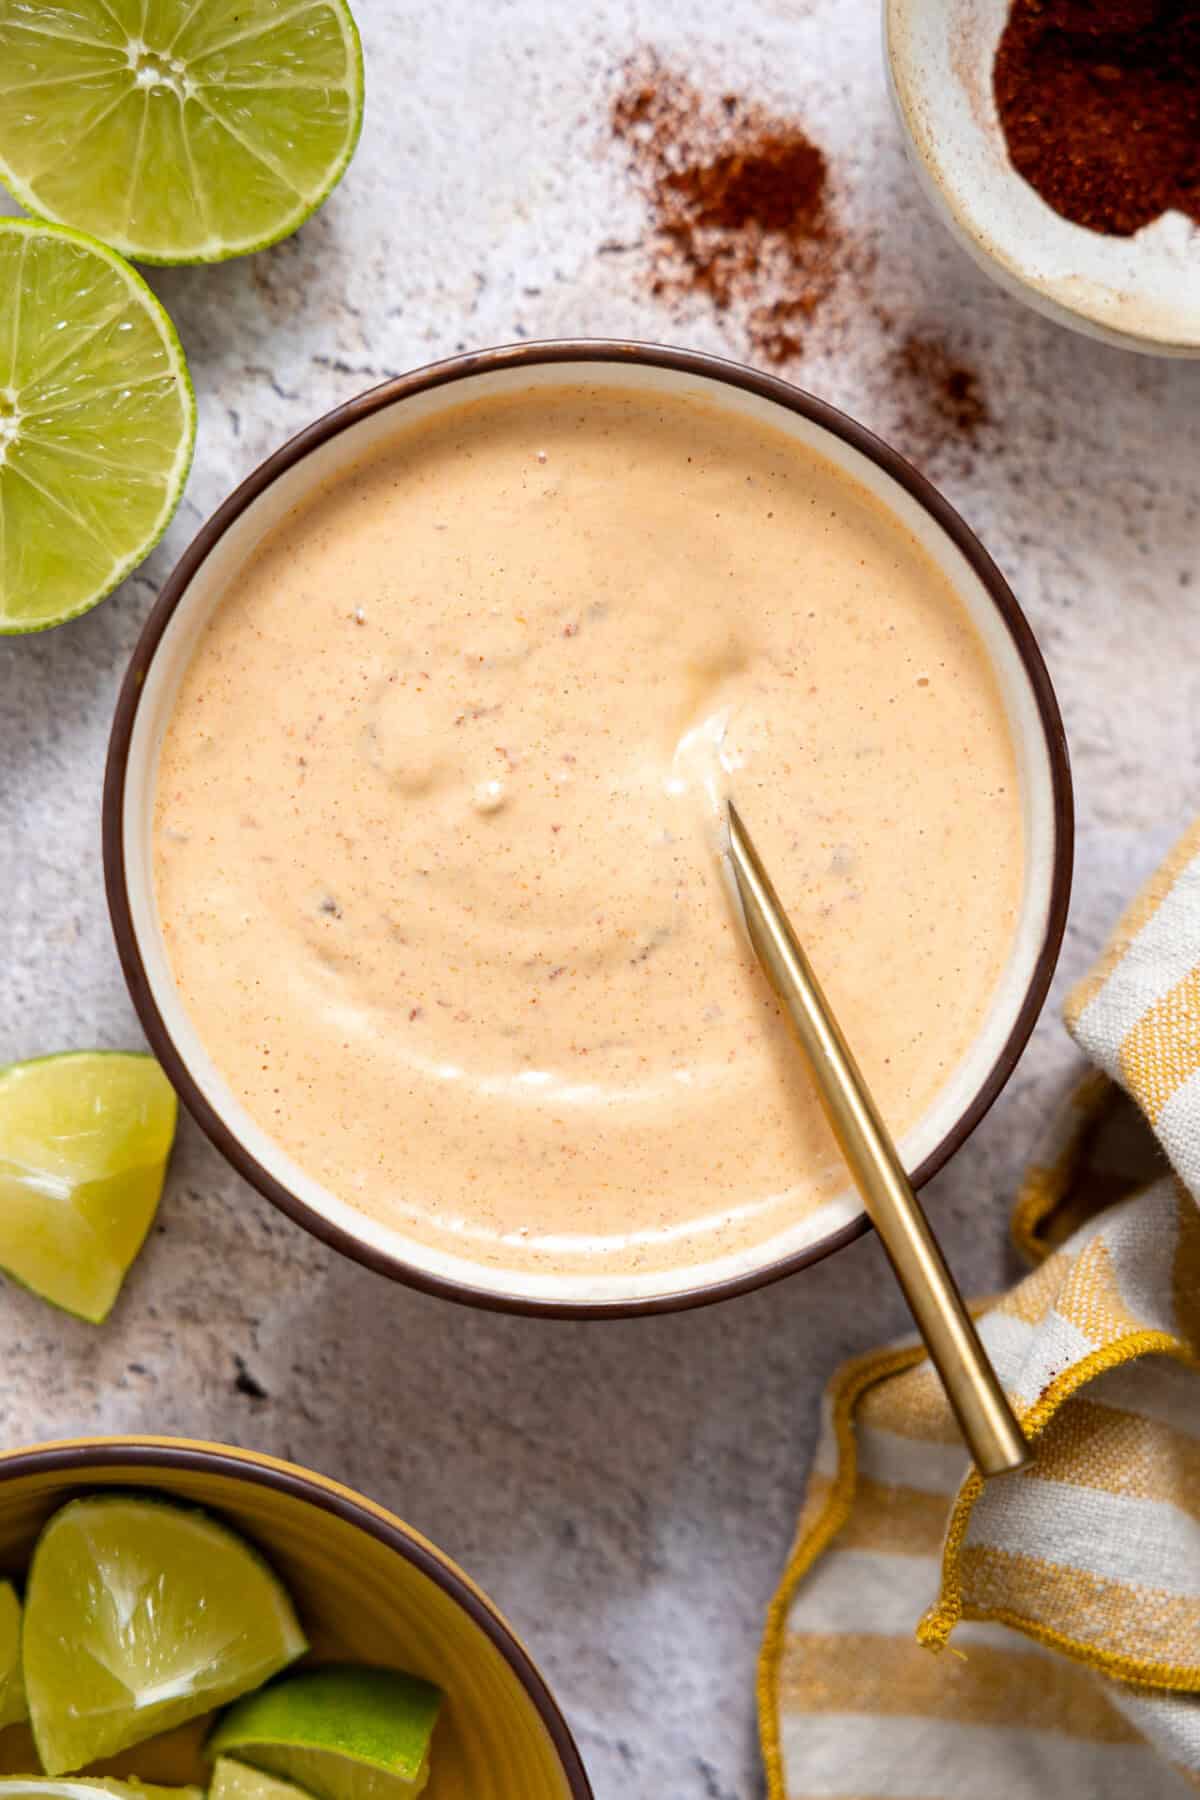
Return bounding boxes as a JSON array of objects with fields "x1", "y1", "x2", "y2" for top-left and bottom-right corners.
[{"x1": 153, "y1": 386, "x2": 1023, "y2": 1282}]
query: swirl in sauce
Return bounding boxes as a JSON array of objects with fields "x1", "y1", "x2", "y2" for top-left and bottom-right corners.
[{"x1": 154, "y1": 386, "x2": 1023, "y2": 1283}]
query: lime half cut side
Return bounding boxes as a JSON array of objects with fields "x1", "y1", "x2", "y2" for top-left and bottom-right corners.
[
  {"x1": 0, "y1": 1050, "x2": 178, "y2": 1321},
  {"x1": 0, "y1": 0, "x2": 364, "y2": 264},
  {"x1": 24, "y1": 1495, "x2": 307, "y2": 1776},
  {"x1": 209, "y1": 1667, "x2": 443, "y2": 1800},
  {"x1": 0, "y1": 220, "x2": 195, "y2": 633}
]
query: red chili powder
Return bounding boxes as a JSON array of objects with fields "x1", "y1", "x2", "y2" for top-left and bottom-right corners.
[
  {"x1": 611, "y1": 59, "x2": 850, "y2": 362},
  {"x1": 885, "y1": 331, "x2": 992, "y2": 473},
  {"x1": 994, "y1": 0, "x2": 1200, "y2": 236}
]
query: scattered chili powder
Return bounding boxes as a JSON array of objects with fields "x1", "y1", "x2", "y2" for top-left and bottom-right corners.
[
  {"x1": 993, "y1": 0, "x2": 1200, "y2": 236},
  {"x1": 884, "y1": 331, "x2": 991, "y2": 473},
  {"x1": 610, "y1": 56, "x2": 991, "y2": 463},
  {"x1": 611, "y1": 57, "x2": 852, "y2": 362}
]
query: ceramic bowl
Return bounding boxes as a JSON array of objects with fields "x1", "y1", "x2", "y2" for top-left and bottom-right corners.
[
  {"x1": 0, "y1": 1437, "x2": 590, "y2": 1798},
  {"x1": 104, "y1": 339, "x2": 1073, "y2": 1316},
  {"x1": 886, "y1": 0, "x2": 1200, "y2": 355}
]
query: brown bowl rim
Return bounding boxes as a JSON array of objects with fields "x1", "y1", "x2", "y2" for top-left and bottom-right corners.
[
  {"x1": 103, "y1": 337, "x2": 1074, "y2": 1318},
  {"x1": 0, "y1": 1434, "x2": 593, "y2": 1797}
]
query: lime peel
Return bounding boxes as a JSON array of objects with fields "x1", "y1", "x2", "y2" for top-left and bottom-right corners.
[{"x1": 209, "y1": 1667, "x2": 443, "y2": 1800}]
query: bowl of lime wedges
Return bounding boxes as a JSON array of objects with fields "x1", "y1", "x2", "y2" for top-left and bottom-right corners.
[{"x1": 0, "y1": 1439, "x2": 590, "y2": 1800}]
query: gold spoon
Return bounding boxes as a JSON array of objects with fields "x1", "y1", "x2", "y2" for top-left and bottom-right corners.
[{"x1": 726, "y1": 800, "x2": 1030, "y2": 1478}]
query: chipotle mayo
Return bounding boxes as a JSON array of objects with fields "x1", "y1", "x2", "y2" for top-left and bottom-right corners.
[{"x1": 153, "y1": 385, "x2": 1023, "y2": 1282}]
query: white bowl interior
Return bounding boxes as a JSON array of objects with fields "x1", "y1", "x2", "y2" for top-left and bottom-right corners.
[
  {"x1": 122, "y1": 357, "x2": 1062, "y2": 1306},
  {"x1": 886, "y1": 0, "x2": 1200, "y2": 355}
]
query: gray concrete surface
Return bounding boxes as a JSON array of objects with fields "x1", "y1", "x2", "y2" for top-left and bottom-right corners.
[{"x1": 2, "y1": 3, "x2": 1199, "y2": 1795}]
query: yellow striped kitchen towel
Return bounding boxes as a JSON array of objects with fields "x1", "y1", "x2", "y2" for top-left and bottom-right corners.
[{"x1": 760, "y1": 818, "x2": 1200, "y2": 1799}]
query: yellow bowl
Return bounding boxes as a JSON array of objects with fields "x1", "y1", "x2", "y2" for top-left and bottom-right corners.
[{"x1": 0, "y1": 1437, "x2": 590, "y2": 1800}]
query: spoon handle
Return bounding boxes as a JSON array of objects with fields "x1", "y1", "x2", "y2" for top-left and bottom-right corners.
[{"x1": 726, "y1": 801, "x2": 1030, "y2": 1479}]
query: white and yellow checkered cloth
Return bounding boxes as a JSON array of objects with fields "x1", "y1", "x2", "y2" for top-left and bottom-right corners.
[{"x1": 761, "y1": 820, "x2": 1200, "y2": 1798}]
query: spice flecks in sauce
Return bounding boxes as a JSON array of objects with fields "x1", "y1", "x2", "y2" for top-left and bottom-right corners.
[{"x1": 153, "y1": 387, "x2": 1024, "y2": 1281}]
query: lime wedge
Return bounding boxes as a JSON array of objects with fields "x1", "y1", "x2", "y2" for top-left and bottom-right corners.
[
  {"x1": 24, "y1": 1495, "x2": 307, "y2": 1775},
  {"x1": 0, "y1": 1051, "x2": 178, "y2": 1322},
  {"x1": 0, "y1": 1581, "x2": 26, "y2": 1729},
  {"x1": 0, "y1": 1783, "x2": 203, "y2": 1800},
  {"x1": 0, "y1": 0, "x2": 364, "y2": 265},
  {"x1": 0, "y1": 219, "x2": 195, "y2": 634},
  {"x1": 211, "y1": 1761, "x2": 316, "y2": 1800},
  {"x1": 208, "y1": 1668, "x2": 443, "y2": 1800},
  {"x1": 116, "y1": 1787, "x2": 204, "y2": 1800}
]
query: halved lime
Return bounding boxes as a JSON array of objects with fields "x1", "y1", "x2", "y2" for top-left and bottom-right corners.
[
  {"x1": 210, "y1": 1760, "x2": 316, "y2": 1800},
  {"x1": 0, "y1": 1581, "x2": 25, "y2": 1729},
  {"x1": 208, "y1": 1668, "x2": 443, "y2": 1800},
  {"x1": 25, "y1": 1495, "x2": 307, "y2": 1776},
  {"x1": 0, "y1": 0, "x2": 364, "y2": 265},
  {"x1": 0, "y1": 1783, "x2": 203, "y2": 1800},
  {"x1": 0, "y1": 220, "x2": 195, "y2": 634},
  {"x1": 0, "y1": 1050, "x2": 178, "y2": 1322}
]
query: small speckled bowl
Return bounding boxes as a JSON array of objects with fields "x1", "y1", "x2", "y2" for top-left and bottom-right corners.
[
  {"x1": 104, "y1": 340, "x2": 1073, "y2": 1316},
  {"x1": 0, "y1": 1437, "x2": 590, "y2": 1799},
  {"x1": 886, "y1": 0, "x2": 1200, "y2": 355}
]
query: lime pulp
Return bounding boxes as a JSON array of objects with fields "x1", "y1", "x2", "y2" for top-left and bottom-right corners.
[
  {"x1": 0, "y1": 0, "x2": 364, "y2": 264},
  {"x1": 24, "y1": 1495, "x2": 307, "y2": 1775},
  {"x1": 0, "y1": 221, "x2": 195, "y2": 633},
  {"x1": 0, "y1": 1050, "x2": 178, "y2": 1320},
  {"x1": 0, "y1": 1581, "x2": 25, "y2": 1729}
]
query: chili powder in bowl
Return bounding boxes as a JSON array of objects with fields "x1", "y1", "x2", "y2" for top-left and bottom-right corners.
[{"x1": 885, "y1": 0, "x2": 1200, "y2": 355}]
